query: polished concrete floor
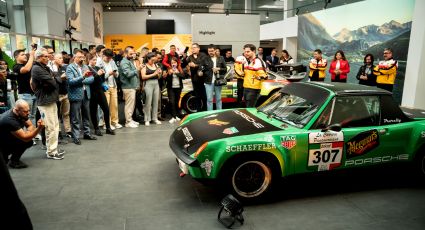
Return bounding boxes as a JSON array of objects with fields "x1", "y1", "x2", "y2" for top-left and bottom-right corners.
[{"x1": 10, "y1": 122, "x2": 425, "y2": 230}]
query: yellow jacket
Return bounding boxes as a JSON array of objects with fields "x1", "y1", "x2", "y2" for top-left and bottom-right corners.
[
  {"x1": 234, "y1": 56, "x2": 247, "y2": 80},
  {"x1": 309, "y1": 58, "x2": 327, "y2": 79},
  {"x1": 373, "y1": 59, "x2": 398, "y2": 85},
  {"x1": 243, "y1": 58, "x2": 268, "y2": 90}
]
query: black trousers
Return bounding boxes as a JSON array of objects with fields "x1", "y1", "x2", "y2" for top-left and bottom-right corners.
[
  {"x1": 133, "y1": 89, "x2": 144, "y2": 121},
  {"x1": 244, "y1": 88, "x2": 260, "y2": 108},
  {"x1": 1, "y1": 140, "x2": 33, "y2": 163},
  {"x1": 167, "y1": 87, "x2": 182, "y2": 118},
  {"x1": 236, "y1": 78, "x2": 245, "y2": 107},
  {"x1": 0, "y1": 150, "x2": 33, "y2": 230},
  {"x1": 377, "y1": 83, "x2": 394, "y2": 92},
  {"x1": 192, "y1": 80, "x2": 206, "y2": 112},
  {"x1": 90, "y1": 90, "x2": 111, "y2": 130}
]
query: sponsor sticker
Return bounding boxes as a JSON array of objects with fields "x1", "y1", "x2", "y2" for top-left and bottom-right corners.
[
  {"x1": 280, "y1": 135, "x2": 297, "y2": 149},
  {"x1": 208, "y1": 119, "x2": 230, "y2": 126},
  {"x1": 226, "y1": 143, "x2": 276, "y2": 152},
  {"x1": 308, "y1": 142, "x2": 343, "y2": 171},
  {"x1": 346, "y1": 130, "x2": 379, "y2": 159},
  {"x1": 345, "y1": 154, "x2": 409, "y2": 167},
  {"x1": 309, "y1": 131, "x2": 344, "y2": 144},
  {"x1": 200, "y1": 159, "x2": 214, "y2": 176},
  {"x1": 233, "y1": 110, "x2": 265, "y2": 128},
  {"x1": 383, "y1": 118, "x2": 402, "y2": 124},
  {"x1": 421, "y1": 131, "x2": 425, "y2": 138},
  {"x1": 223, "y1": 127, "x2": 239, "y2": 135},
  {"x1": 182, "y1": 127, "x2": 193, "y2": 142}
]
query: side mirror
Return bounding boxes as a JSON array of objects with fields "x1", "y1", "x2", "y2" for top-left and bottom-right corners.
[{"x1": 321, "y1": 123, "x2": 342, "y2": 132}]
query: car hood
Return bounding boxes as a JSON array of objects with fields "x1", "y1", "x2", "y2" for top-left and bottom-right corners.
[{"x1": 171, "y1": 109, "x2": 281, "y2": 153}]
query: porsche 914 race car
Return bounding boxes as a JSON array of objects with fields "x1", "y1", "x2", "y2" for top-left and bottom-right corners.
[
  {"x1": 178, "y1": 65, "x2": 306, "y2": 114},
  {"x1": 169, "y1": 82, "x2": 425, "y2": 200}
]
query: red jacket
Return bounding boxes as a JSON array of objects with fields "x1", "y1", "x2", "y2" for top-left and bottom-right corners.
[{"x1": 329, "y1": 59, "x2": 350, "y2": 81}]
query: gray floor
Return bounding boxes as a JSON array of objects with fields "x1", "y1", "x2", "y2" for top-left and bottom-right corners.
[{"x1": 10, "y1": 123, "x2": 425, "y2": 230}]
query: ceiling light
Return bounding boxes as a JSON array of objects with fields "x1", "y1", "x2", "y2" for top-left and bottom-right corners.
[
  {"x1": 225, "y1": 9, "x2": 229, "y2": 16},
  {"x1": 191, "y1": 9, "x2": 194, "y2": 16},
  {"x1": 148, "y1": 9, "x2": 151, "y2": 17},
  {"x1": 107, "y1": 6, "x2": 111, "y2": 10},
  {"x1": 142, "y1": 3, "x2": 171, "y2": 7},
  {"x1": 258, "y1": 5, "x2": 283, "y2": 9},
  {"x1": 266, "y1": 11, "x2": 269, "y2": 19}
]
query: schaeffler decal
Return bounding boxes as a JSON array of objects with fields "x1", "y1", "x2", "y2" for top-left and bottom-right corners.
[
  {"x1": 223, "y1": 127, "x2": 239, "y2": 135},
  {"x1": 308, "y1": 142, "x2": 343, "y2": 171},
  {"x1": 182, "y1": 127, "x2": 193, "y2": 142},
  {"x1": 280, "y1": 135, "x2": 297, "y2": 149},
  {"x1": 346, "y1": 130, "x2": 379, "y2": 159},
  {"x1": 226, "y1": 143, "x2": 276, "y2": 152},
  {"x1": 208, "y1": 119, "x2": 229, "y2": 126},
  {"x1": 421, "y1": 131, "x2": 425, "y2": 138},
  {"x1": 200, "y1": 159, "x2": 214, "y2": 176},
  {"x1": 309, "y1": 131, "x2": 344, "y2": 144},
  {"x1": 233, "y1": 110, "x2": 265, "y2": 128}
]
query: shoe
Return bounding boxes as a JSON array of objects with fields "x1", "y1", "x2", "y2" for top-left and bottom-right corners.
[
  {"x1": 58, "y1": 149, "x2": 66, "y2": 156},
  {"x1": 41, "y1": 144, "x2": 47, "y2": 150},
  {"x1": 132, "y1": 120, "x2": 140, "y2": 125},
  {"x1": 99, "y1": 120, "x2": 105, "y2": 127},
  {"x1": 46, "y1": 153, "x2": 64, "y2": 160},
  {"x1": 169, "y1": 118, "x2": 176, "y2": 124},
  {"x1": 33, "y1": 140, "x2": 37, "y2": 146},
  {"x1": 106, "y1": 129, "x2": 116, "y2": 135},
  {"x1": 114, "y1": 123, "x2": 123, "y2": 129},
  {"x1": 73, "y1": 138, "x2": 81, "y2": 145},
  {"x1": 153, "y1": 120, "x2": 162, "y2": 125},
  {"x1": 95, "y1": 129, "x2": 103, "y2": 136},
  {"x1": 175, "y1": 117, "x2": 181, "y2": 121},
  {"x1": 83, "y1": 135, "x2": 97, "y2": 140},
  {"x1": 8, "y1": 160, "x2": 28, "y2": 169},
  {"x1": 145, "y1": 121, "x2": 150, "y2": 126},
  {"x1": 66, "y1": 132, "x2": 73, "y2": 138},
  {"x1": 125, "y1": 123, "x2": 138, "y2": 128},
  {"x1": 35, "y1": 134, "x2": 41, "y2": 140}
]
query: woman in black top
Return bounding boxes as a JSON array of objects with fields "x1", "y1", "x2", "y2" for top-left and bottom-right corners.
[
  {"x1": 165, "y1": 57, "x2": 184, "y2": 123},
  {"x1": 86, "y1": 53, "x2": 115, "y2": 135},
  {"x1": 356, "y1": 54, "x2": 377, "y2": 86}
]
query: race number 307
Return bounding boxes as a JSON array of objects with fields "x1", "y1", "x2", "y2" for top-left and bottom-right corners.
[{"x1": 308, "y1": 143, "x2": 343, "y2": 170}]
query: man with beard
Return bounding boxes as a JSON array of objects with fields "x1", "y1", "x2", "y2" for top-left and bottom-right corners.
[
  {"x1": 0, "y1": 100, "x2": 45, "y2": 168},
  {"x1": 373, "y1": 48, "x2": 398, "y2": 92},
  {"x1": 186, "y1": 43, "x2": 207, "y2": 112}
]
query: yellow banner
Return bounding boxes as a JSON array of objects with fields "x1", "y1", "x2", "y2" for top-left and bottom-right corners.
[{"x1": 104, "y1": 34, "x2": 192, "y2": 54}]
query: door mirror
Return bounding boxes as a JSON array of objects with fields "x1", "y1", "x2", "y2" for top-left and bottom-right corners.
[{"x1": 321, "y1": 123, "x2": 342, "y2": 132}]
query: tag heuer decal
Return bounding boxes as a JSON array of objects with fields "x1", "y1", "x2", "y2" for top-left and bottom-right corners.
[
  {"x1": 223, "y1": 127, "x2": 239, "y2": 135},
  {"x1": 280, "y1": 135, "x2": 297, "y2": 149}
]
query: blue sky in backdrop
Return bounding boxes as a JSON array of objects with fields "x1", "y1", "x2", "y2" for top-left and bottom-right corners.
[{"x1": 313, "y1": 0, "x2": 415, "y2": 36}]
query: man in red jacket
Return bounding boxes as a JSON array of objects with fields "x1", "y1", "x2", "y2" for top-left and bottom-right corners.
[{"x1": 162, "y1": 45, "x2": 181, "y2": 71}]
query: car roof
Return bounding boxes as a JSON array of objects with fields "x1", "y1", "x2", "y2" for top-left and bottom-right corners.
[{"x1": 300, "y1": 82, "x2": 392, "y2": 96}]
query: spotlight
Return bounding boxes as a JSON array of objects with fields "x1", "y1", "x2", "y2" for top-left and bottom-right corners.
[
  {"x1": 191, "y1": 9, "x2": 194, "y2": 16},
  {"x1": 107, "y1": 6, "x2": 111, "y2": 10},
  {"x1": 71, "y1": 38, "x2": 77, "y2": 42},
  {"x1": 217, "y1": 194, "x2": 244, "y2": 228},
  {"x1": 296, "y1": 8, "x2": 300, "y2": 15},
  {"x1": 64, "y1": 29, "x2": 72, "y2": 35},
  {"x1": 0, "y1": 20, "x2": 11, "y2": 29},
  {"x1": 148, "y1": 9, "x2": 151, "y2": 17},
  {"x1": 225, "y1": 9, "x2": 229, "y2": 17},
  {"x1": 266, "y1": 11, "x2": 269, "y2": 19}
]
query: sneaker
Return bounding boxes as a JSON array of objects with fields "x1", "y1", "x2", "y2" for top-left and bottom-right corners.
[
  {"x1": 58, "y1": 149, "x2": 66, "y2": 156},
  {"x1": 33, "y1": 140, "x2": 37, "y2": 146},
  {"x1": 47, "y1": 153, "x2": 64, "y2": 160},
  {"x1": 153, "y1": 120, "x2": 162, "y2": 125},
  {"x1": 175, "y1": 117, "x2": 181, "y2": 121},
  {"x1": 66, "y1": 132, "x2": 73, "y2": 138},
  {"x1": 145, "y1": 121, "x2": 150, "y2": 126},
  {"x1": 169, "y1": 118, "x2": 176, "y2": 124},
  {"x1": 131, "y1": 120, "x2": 140, "y2": 125},
  {"x1": 114, "y1": 123, "x2": 123, "y2": 129},
  {"x1": 34, "y1": 134, "x2": 41, "y2": 140},
  {"x1": 125, "y1": 123, "x2": 139, "y2": 128},
  {"x1": 8, "y1": 160, "x2": 28, "y2": 169}
]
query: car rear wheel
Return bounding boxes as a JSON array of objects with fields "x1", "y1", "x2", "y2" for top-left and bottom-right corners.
[{"x1": 415, "y1": 151, "x2": 425, "y2": 179}]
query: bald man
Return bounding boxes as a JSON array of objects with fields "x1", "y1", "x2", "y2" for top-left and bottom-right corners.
[{"x1": 0, "y1": 99, "x2": 45, "y2": 168}]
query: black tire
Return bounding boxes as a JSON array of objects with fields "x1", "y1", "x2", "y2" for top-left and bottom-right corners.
[
  {"x1": 415, "y1": 151, "x2": 425, "y2": 179},
  {"x1": 182, "y1": 93, "x2": 201, "y2": 114},
  {"x1": 222, "y1": 155, "x2": 279, "y2": 201}
]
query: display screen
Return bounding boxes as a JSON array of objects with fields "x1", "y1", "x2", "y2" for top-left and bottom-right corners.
[{"x1": 146, "y1": 20, "x2": 175, "y2": 34}]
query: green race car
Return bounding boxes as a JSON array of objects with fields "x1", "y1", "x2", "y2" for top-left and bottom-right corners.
[{"x1": 169, "y1": 82, "x2": 425, "y2": 200}]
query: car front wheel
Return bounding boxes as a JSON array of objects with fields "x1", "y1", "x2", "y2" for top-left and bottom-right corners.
[
  {"x1": 416, "y1": 151, "x2": 425, "y2": 179},
  {"x1": 230, "y1": 160, "x2": 273, "y2": 199}
]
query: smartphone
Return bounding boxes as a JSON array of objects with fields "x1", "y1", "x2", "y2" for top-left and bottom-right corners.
[
  {"x1": 184, "y1": 46, "x2": 189, "y2": 53},
  {"x1": 32, "y1": 44, "x2": 38, "y2": 50},
  {"x1": 113, "y1": 70, "x2": 117, "y2": 73},
  {"x1": 86, "y1": 71, "x2": 93, "y2": 76}
]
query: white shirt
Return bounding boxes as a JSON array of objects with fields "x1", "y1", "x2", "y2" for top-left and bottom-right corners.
[
  {"x1": 48, "y1": 60, "x2": 58, "y2": 72},
  {"x1": 211, "y1": 57, "x2": 217, "y2": 83},
  {"x1": 103, "y1": 61, "x2": 116, "y2": 87},
  {"x1": 336, "y1": 60, "x2": 341, "y2": 70}
]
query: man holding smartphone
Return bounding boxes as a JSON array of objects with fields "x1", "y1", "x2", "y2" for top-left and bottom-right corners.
[{"x1": 66, "y1": 50, "x2": 96, "y2": 145}]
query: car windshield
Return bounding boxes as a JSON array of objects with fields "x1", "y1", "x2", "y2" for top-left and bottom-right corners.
[{"x1": 257, "y1": 83, "x2": 330, "y2": 128}]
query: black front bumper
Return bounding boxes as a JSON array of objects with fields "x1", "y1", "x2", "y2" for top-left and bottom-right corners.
[{"x1": 169, "y1": 135, "x2": 199, "y2": 166}]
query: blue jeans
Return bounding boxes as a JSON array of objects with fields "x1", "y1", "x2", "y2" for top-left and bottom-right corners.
[
  {"x1": 18, "y1": 93, "x2": 37, "y2": 123},
  {"x1": 204, "y1": 83, "x2": 222, "y2": 111},
  {"x1": 7, "y1": 91, "x2": 15, "y2": 109},
  {"x1": 69, "y1": 92, "x2": 91, "y2": 139}
]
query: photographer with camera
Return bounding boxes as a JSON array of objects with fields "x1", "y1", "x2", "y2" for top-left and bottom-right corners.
[
  {"x1": 87, "y1": 51, "x2": 115, "y2": 136},
  {"x1": 187, "y1": 43, "x2": 207, "y2": 112},
  {"x1": 199, "y1": 44, "x2": 227, "y2": 111}
]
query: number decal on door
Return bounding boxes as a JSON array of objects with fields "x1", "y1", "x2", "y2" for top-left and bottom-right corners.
[{"x1": 308, "y1": 142, "x2": 343, "y2": 171}]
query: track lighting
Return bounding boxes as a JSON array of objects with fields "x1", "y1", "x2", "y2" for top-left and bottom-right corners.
[
  {"x1": 266, "y1": 11, "x2": 269, "y2": 19},
  {"x1": 225, "y1": 9, "x2": 229, "y2": 16},
  {"x1": 148, "y1": 9, "x2": 151, "y2": 17},
  {"x1": 296, "y1": 8, "x2": 300, "y2": 15}
]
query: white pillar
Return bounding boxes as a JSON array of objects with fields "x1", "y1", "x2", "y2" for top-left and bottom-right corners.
[
  {"x1": 245, "y1": 0, "x2": 252, "y2": 14},
  {"x1": 401, "y1": 0, "x2": 425, "y2": 109}
]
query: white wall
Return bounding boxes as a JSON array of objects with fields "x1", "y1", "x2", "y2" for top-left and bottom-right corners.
[
  {"x1": 192, "y1": 13, "x2": 260, "y2": 56},
  {"x1": 103, "y1": 10, "x2": 191, "y2": 35},
  {"x1": 402, "y1": 0, "x2": 425, "y2": 109},
  {"x1": 29, "y1": 0, "x2": 103, "y2": 44}
]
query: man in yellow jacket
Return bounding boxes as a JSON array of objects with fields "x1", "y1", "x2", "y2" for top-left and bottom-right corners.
[
  {"x1": 241, "y1": 44, "x2": 267, "y2": 107},
  {"x1": 373, "y1": 48, "x2": 398, "y2": 92},
  {"x1": 309, "y1": 49, "x2": 327, "y2": 81},
  {"x1": 234, "y1": 55, "x2": 247, "y2": 107}
]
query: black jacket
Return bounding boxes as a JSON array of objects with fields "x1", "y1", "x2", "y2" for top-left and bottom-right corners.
[
  {"x1": 187, "y1": 52, "x2": 207, "y2": 82},
  {"x1": 88, "y1": 65, "x2": 106, "y2": 95},
  {"x1": 165, "y1": 72, "x2": 184, "y2": 89},
  {"x1": 266, "y1": 55, "x2": 279, "y2": 71},
  {"x1": 55, "y1": 65, "x2": 68, "y2": 95},
  {"x1": 31, "y1": 62, "x2": 60, "y2": 106},
  {"x1": 200, "y1": 56, "x2": 227, "y2": 84},
  {"x1": 356, "y1": 64, "x2": 377, "y2": 86}
]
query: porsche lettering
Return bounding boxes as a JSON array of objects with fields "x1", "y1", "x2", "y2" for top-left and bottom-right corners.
[{"x1": 232, "y1": 110, "x2": 265, "y2": 128}]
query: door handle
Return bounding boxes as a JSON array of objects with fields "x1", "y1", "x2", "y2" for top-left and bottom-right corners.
[{"x1": 378, "y1": 128, "x2": 388, "y2": 135}]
